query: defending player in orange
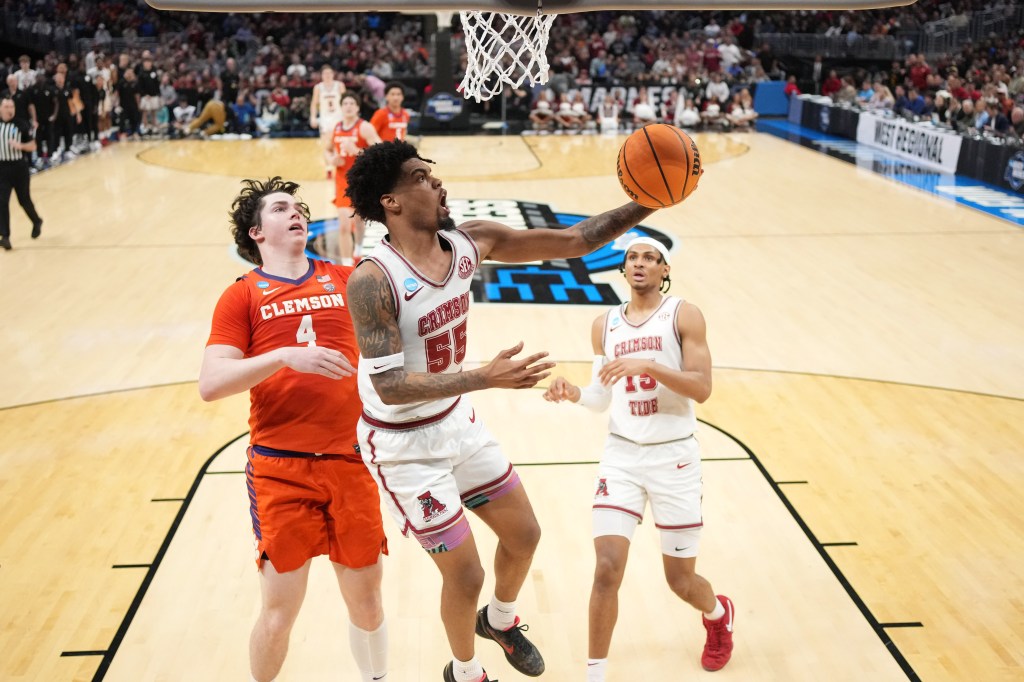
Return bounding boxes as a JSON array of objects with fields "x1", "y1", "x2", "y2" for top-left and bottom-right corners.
[
  {"x1": 543, "y1": 236, "x2": 734, "y2": 680},
  {"x1": 199, "y1": 177, "x2": 389, "y2": 682},
  {"x1": 325, "y1": 92, "x2": 381, "y2": 265},
  {"x1": 370, "y1": 82, "x2": 411, "y2": 142}
]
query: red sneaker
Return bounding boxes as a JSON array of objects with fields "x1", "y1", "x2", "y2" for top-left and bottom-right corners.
[{"x1": 701, "y1": 595, "x2": 734, "y2": 671}]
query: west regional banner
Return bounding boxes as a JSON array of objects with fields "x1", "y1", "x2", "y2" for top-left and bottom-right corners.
[{"x1": 856, "y1": 112, "x2": 963, "y2": 173}]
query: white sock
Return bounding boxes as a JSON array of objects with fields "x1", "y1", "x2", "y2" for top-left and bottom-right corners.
[
  {"x1": 453, "y1": 656, "x2": 484, "y2": 682},
  {"x1": 487, "y1": 596, "x2": 516, "y2": 630},
  {"x1": 349, "y1": 619, "x2": 388, "y2": 681},
  {"x1": 586, "y1": 658, "x2": 608, "y2": 682},
  {"x1": 704, "y1": 597, "x2": 725, "y2": 620}
]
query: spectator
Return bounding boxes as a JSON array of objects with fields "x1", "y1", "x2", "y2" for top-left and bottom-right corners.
[
  {"x1": 982, "y1": 99, "x2": 1010, "y2": 136},
  {"x1": 1007, "y1": 107, "x2": 1024, "y2": 142},
  {"x1": 115, "y1": 68, "x2": 142, "y2": 140},
  {"x1": 954, "y1": 97, "x2": 978, "y2": 133},
  {"x1": 230, "y1": 91, "x2": 258, "y2": 135},
  {"x1": 718, "y1": 36, "x2": 743, "y2": 74},
  {"x1": 674, "y1": 96, "x2": 701, "y2": 129},
  {"x1": 285, "y1": 53, "x2": 307, "y2": 82},
  {"x1": 529, "y1": 97, "x2": 555, "y2": 133},
  {"x1": 14, "y1": 56, "x2": 36, "y2": 91},
  {"x1": 726, "y1": 88, "x2": 758, "y2": 130},
  {"x1": 866, "y1": 82, "x2": 895, "y2": 110},
  {"x1": 934, "y1": 91, "x2": 960, "y2": 127},
  {"x1": 137, "y1": 52, "x2": 162, "y2": 135},
  {"x1": 597, "y1": 95, "x2": 621, "y2": 134},
  {"x1": 171, "y1": 95, "x2": 196, "y2": 138},
  {"x1": 255, "y1": 95, "x2": 284, "y2": 136},
  {"x1": 704, "y1": 71, "x2": 730, "y2": 106},
  {"x1": 822, "y1": 69, "x2": 842, "y2": 98},
  {"x1": 701, "y1": 99, "x2": 726, "y2": 129},
  {"x1": 783, "y1": 74, "x2": 801, "y2": 97},
  {"x1": 632, "y1": 87, "x2": 658, "y2": 128},
  {"x1": 188, "y1": 98, "x2": 227, "y2": 136},
  {"x1": 856, "y1": 79, "x2": 875, "y2": 106}
]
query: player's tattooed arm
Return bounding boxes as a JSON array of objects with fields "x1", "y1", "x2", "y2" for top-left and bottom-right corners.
[
  {"x1": 463, "y1": 202, "x2": 655, "y2": 263},
  {"x1": 575, "y1": 202, "x2": 656, "y2": 250},
  {"x1": 348, "y1": 264, "x2": 402, "y2": 358}
]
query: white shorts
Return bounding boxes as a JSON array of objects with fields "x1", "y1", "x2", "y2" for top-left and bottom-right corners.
[
  {"x1": 319, "y1": 114, "x2": 343, "y2": 136},
  {"x1": 140, "y1": 95, "x2": 162, "y2": 112},
  {"x1": 593, "y1": 434, "x2": 702, "y2": 552},
  {"x1": 357, "y1": 399, "x2": 519, "y2": 549}
]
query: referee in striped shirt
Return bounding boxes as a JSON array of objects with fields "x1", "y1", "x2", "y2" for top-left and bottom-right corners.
[{"x1": 0, "y1": 96, "x2": 43, "y2": 250}]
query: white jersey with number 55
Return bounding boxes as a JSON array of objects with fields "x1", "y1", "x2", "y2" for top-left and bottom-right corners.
[{"x1": 357, "y1": 229, "x2": 480, "y2": 426}]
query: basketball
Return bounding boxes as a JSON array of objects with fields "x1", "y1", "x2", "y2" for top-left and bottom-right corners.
[{"x1": 616, "y1": 124, "x2": 703, "y2": 208}]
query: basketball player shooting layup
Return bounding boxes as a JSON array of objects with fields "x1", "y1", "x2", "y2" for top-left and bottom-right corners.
[
  {"x1": 343, "y1": 140, "x2": 660, "y2": 682},
  {"x1": 542, "y1": 236, "x2": 734, "y2": 680}
]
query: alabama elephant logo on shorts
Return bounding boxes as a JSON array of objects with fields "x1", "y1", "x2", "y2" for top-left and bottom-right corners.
[
  {"x1": 595, "y1": 478, "x2": 610, "y2": 497},
  {"x1": 418, "y1": 490, "x2": 448, "y2": 521}
]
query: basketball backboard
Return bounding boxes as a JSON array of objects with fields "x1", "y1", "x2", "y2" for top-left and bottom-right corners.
[{"x1": 146, "y1": 0, "x2": 916, "y2": 14}]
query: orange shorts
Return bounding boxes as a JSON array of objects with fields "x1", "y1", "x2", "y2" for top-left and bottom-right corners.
[
  {"x1": 334, "y1": 177, "x2": 352, "y2": 208},
  {"x1": 245, "y1": 446, "x2": 387, "y2": 573}
]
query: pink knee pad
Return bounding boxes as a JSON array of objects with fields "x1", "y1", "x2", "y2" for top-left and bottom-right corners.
[{"x1": 416, "y1": 514, "x2": 471, "y2": 554}]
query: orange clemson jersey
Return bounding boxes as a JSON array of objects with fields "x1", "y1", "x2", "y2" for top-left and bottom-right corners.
[
  {"x1": 207, "y1": 258, "x2": 361, "y2": 454},
  {"x1": 332, "y1": 118, "x2": 370, "y2": 207},
  {"x1": 370, "y1": 107, "x2": 410, "y2": 142}
]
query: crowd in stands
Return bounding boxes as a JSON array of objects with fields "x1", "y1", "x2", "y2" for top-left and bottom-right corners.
[
  {"x1": 1, "y1": 0, "x2": 1022, "y2": 164},
  {"x1": 821, "y1": 50, "x2": 1024, "y2": 139}
]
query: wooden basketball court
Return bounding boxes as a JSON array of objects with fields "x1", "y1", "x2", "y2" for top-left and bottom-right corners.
[{"x1": 2, "y1": 130, "x2": 1022, "y2": 681}]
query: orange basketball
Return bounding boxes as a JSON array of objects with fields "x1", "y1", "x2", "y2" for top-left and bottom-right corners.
[{"x1": 616, "y1": 124, "x2": 703, "y2": 208}]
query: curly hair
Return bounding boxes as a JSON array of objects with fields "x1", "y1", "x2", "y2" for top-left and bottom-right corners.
[
  {"x1": 228, "y1": 177, "x2": 309, "y2": 266},
  {"x1": 345, "y1": 140, "x2": 429, "y2": 224}
]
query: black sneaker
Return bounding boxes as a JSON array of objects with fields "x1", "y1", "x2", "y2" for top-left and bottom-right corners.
[
  {"x1": 0, "y1": 236, "x2": 11, "y2": 251},
  {"x1": 31, "y1": 219, "x2": 42, "y2": 239},
  {"x1": 474, "y1": 606, "x2": 545, "y2": 677},
  {"x1": 442, "y1": 660, "x2": 495, "y2": 682}
]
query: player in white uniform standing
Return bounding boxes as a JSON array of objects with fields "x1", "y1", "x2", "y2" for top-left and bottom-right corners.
[
  {"x1": 343, "y1": 141, "x2": 661, "y2": 682},
  {"x1": 309, "y1": 65, "x2": 345, "y2": 178},
  {"x1": 543, "y1": 236, "x2": 734, "y2": 680}
]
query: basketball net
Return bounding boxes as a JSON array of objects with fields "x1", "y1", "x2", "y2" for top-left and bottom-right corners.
[{"x1": 458, "y1": 8, "x2": 556, "y2": 102}]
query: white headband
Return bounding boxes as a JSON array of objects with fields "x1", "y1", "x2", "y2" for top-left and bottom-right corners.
[{"x1": 623, "y1": 236, "x2": 671, "y2": 264}]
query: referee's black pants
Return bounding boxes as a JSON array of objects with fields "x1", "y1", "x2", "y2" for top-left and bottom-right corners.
[{"x1": 0, "y1": 161, "x2": 42, "y2": 240}]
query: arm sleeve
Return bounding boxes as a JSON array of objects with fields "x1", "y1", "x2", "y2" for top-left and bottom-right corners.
[
  {"x1": 206, "y1": 281, "x2": 252, "y2": 351},
  {"x1": 576, "y1": 355, "x2": 612, "y2": 412}
]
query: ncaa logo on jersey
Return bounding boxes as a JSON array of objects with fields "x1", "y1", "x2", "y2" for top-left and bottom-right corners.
[
  {"x1": 403, "y1": 277, "x2": 420, "y2": 292},
  {"x1": 323, "y1": 283, "x2": 336, "y2": 293},
  {"x1": 458, "y1": 256, "x2": 475, "y2": 279},
  {"x1": 417, "y1": 490, "x2": 448, "y2": 521},
  {"x1": 256, "y1": 281, "x2": 270, "y2": 289}
]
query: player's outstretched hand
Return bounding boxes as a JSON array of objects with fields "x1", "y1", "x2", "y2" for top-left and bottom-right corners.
[
  {"x1": 484, "y1": 341, "x2": 556, "y2": 389},
  {"x1": 280, "y1": 346, "x2": 355, "y2": 379},
  {"x1": 543, "y1": 377, "x2": 581, "y2": 403}
]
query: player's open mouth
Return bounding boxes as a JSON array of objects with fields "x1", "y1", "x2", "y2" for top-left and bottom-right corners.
[
  {"x1": 439, "y1": 189, "x2": 449, "y2": 214},
  {"x1": 289, "y1": 223, "x2": 304, "y2": 232}
]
